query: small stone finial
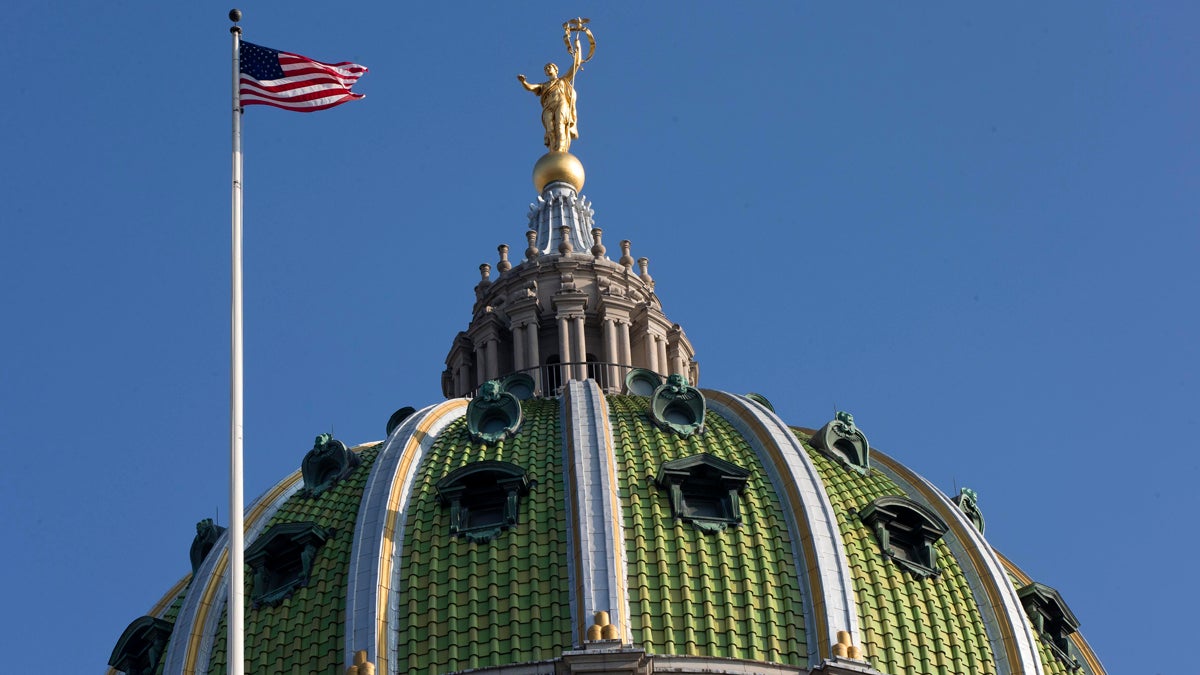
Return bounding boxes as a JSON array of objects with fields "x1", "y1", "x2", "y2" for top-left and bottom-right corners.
[
  {"x1": 590, "y1": 227, "x2": 605, "y2": 258},
  {"x1": 497, "y1": 244, "x2": 512, "y2": 273},
  {"x1": 478, "y1": 263, "x2": 492, "y2": 284},
  {"x1": 345, "y1": 649, "x2": 375, "y2": 675},
  {"x1": 637, "y1": 257, "x2": 653, "y2": 286},
  {"x1": 525, "y1": 229, "x2": 539, "y2": 260},
  {"x1": 832, "y1": 630, "x2": 864, "y2": 660},
  {"x1": 618, "y1": 239, "x2": 634, "y2": 269},
  {"x1": 558, "y1": 225, "x2": 574, "y2": 254},
  {"x1": 585, "y1": 610, "x2": 620, "y2": 644}
]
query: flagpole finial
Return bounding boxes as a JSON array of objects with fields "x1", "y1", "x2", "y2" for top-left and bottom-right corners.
[{"x1": 229, "y1": 8, "x2": 242, "y2": 27}]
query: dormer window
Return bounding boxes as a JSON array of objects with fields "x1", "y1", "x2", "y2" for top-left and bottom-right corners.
[
  {"x1": 858, "y1": 495, "x2": 948, "y2": 578},
  {"x1": 109, "y1": 616, "x2": 173, "y2": 675},
  {"x1": 436, "y1": 461, "x2": 530, "y2": 543},
  {"x1": 1018, "y1": 582, "x2": 1082, "y2": 669},
  {"x1": 245, "y1": 521, "x2": 330, "y2": 607},
  {"x1": 656, "y1": 454, "x2": 750, "y2": 533}
]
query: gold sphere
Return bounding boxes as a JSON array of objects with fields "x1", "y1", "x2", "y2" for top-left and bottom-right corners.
[{"x1": 533, "y1": 152, "x2": 585, "y2": 192}]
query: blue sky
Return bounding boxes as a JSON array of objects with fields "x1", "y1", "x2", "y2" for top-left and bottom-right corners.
[{"x1": 1, "y1": 3, "x2": 1195, "y2": 672}]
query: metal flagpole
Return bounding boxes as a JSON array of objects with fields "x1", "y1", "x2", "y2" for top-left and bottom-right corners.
[{"x1": 228, "y1": 9, "x2": 246, "y2": 675}]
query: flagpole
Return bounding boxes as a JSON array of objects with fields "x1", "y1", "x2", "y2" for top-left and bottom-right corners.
[{"x1": 228, "y1": 9, "x2": 246, "y2": 675}]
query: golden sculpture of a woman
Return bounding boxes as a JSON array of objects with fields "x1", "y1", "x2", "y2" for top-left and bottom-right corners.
[{"x1": 518, "y1": 19, "x2": 594, "y2": 153}]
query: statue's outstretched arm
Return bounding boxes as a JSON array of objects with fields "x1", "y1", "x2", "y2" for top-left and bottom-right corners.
[{"x1": 517, "y1": 74, "x2": 540, "y2": 93}]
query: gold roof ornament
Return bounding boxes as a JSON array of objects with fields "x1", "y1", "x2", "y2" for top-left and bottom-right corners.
[{"x1": 520, "y1": 18, "x2": 594, "y2": 192}]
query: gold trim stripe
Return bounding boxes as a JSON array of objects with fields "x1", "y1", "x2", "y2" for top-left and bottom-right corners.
[
  {"x1": 595, "y1": 390, "x2": 630, "y2": 643},
  {"x1": 873, "y1": 452, "x2": 1035, "y2": 675},
  {"x1": 106, "y1": 575, "x2": 192, "y2": 675},
  {"x1": 704, "y1": 390, "x2": 834, "y2": 662},
  {"x1": 996, "y1": 551, "x2": 1107, "y2": 675},
  {"x1": 375, "y1": 398, "x2": 467, "y2": 675},
  {"x1": 180, "y1": 471, "x2": 302, "y2": 674}
]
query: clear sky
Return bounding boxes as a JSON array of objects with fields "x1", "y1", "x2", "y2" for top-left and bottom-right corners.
[{"x1": 1, "y1": 3, "x2": 1195, "y2": 673}]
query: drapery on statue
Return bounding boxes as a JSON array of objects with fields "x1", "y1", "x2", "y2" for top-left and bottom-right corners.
[{"x1": 518, "y1": 18, "x2": 595, "y2": 153}]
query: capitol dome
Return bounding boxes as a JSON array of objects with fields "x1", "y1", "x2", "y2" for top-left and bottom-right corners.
[{"x1": 108, "y1": 37, "x2": 1106, "y2": 675}]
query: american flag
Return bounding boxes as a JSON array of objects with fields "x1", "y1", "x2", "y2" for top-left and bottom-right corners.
[{"x1": 239, "y1": 41, "x2": 367, "y2": 112}]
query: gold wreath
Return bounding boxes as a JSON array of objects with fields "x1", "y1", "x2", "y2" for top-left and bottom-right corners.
[{"x1": 562, "y1": 17, "x2": 596, "y2": 64}]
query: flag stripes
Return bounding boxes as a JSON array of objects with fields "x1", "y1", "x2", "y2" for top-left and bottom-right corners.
[{"x1": 239, "y1": 41, "x2": 367, "y2": 112}]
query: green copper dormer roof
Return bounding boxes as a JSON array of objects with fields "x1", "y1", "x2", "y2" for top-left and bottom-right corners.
[
  {"x1": 794, "y1": 428, "x2": 997, "y2": 675},
  {"x1": 609, "y1": 394, "x2": 808, "y2": 666}
]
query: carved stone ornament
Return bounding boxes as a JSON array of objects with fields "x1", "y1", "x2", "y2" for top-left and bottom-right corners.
[
  {"x1": 951, "y1": 487, "x2": 986, "y2": 534},
  {"x1": 189, "y1": 518, "x2": 226, "y2": 575},
  {"x1": 300, "y1": 433, "x2": 361, "y2": 498},
  {"x1": 809, "y1": 411, "x2": 870, "y2": 472},
  {"x1": 649, "y1": 373, "x2": 706, "y2": 437},
  {"x1": 467, "y1": 380, "x2": 524, "y2": 442}
]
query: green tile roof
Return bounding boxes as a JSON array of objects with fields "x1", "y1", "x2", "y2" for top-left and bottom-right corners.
[
  {"x1": 143, "y1": 580, "x2": 190, "y2": 675},
  {"x1": 395, "y1": 398, "x2": 571, "y2": 673},
  {"x1": 609, "y1": 395, "x2": 807, "y2": 666},
  {"x1": 793, "y1": 428, "x2": 996, "y2": 675},
  {"x1": 1003, "y1": 573, "x2": 1095, "y2": 675},
  {"x1": 207, "y1": 442, "x2": 382, "y2": 674}
]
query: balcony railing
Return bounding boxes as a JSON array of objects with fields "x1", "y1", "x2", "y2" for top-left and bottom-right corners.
[{"x1": 470, "y1": 362, "x2": 658, "y2": 398}]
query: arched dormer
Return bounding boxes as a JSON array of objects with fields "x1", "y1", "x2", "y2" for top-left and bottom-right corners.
[
  {"x1": 858, "y1": 495, "x2": 948, "y2": 578},
  {"x1": 435, "y1": 460, "x2": 530, "y2": 543},
  {"x1": 109, "y1": 616, "x2": 173, "y2": 675},
  {"x1": 655, "y1": 453, "x2": 750, "y2": 533}
]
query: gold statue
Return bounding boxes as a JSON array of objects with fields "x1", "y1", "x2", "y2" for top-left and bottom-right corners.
[{"x1": 518, "y1": 18, "x2": 595, "y2": 153}]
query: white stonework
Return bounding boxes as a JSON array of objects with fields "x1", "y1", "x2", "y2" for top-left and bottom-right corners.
[
  {"x1": 705, "y1": 391, "x2": 861, "y2": 666},
  {"x1": 872, "y1": 452, "x2": 1046, "y2": 675},
  {"x1": 162, "y1": 472, "x2": 305, "y2": 675},
  {"x1": 343, "y1": 399, "x2": 467, "y2": 671}
]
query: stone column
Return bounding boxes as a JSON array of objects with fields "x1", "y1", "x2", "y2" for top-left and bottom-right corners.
[
  {"x1": 474, "y1": 343, "x2": 486, "y2": 387},
  {"x1": 618, "y1": 321, "x2": 632, "y2": 378},
  {"x1": 558, "y1": 316, "x2": 572, "y2": 367},
  {"x1": 526, "y1": 324, "x2": 540, "y2": 379},
  {"x1": 656, "y1": 336, "x2": 669, "y2": 377},
  {"x1": 486, "y1": 339, "x2": 499, "y2": 381},
  {"x1": 573, "y1": 316, "x2": 587, "y2": 381},
  {"x1": 644, "y1": 332, "x2": 659, "y2": 373},
  {"x1": 512, "y1": 325, "x2": 526, "y2": 372},
  {"x1": 602, "y1": 318, "x2": 618, "y2": 391}
]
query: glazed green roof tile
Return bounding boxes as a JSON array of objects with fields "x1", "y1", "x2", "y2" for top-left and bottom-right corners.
[
  {"x1": 609, "y1": 395, "x2": 807, "y2": 666},
  {"x1": 793, "y1": 428, "x2": 996, "y2": 675},
  {"x1": 149, "y1": 581, "x2": 190, "y2": 675},
  {"x1": 396, "y1": 398, "x2": 571, "y2": 673},
  {"x1": 207, "y1": 442, "x2": 382, "y2": 675}
]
